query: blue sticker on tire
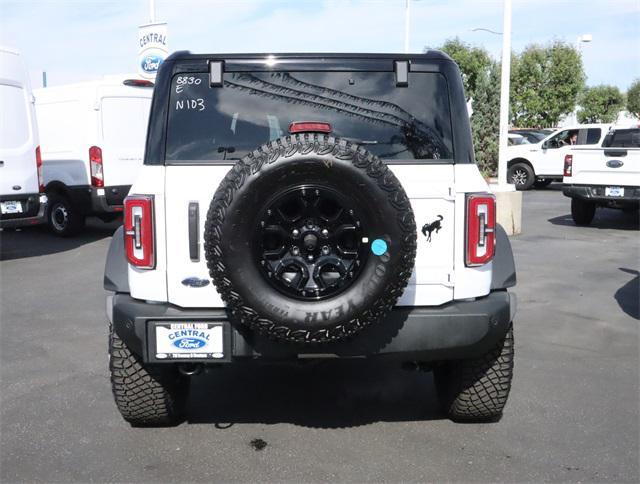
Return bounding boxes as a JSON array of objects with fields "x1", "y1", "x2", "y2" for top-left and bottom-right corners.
[{"x1": 371, "y1": 238, "x2": 388, "y2": 256}]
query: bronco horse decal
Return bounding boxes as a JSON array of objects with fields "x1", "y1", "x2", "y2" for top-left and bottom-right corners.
[{"x1": 421, "y1": 215, "x2": 443, "y2": 242}]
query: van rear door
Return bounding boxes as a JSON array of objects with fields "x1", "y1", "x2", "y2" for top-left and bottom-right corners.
[
  {"x1": 0, "y1": 50, "x2": 39, "y2": 201},
  {"x1": 99, "y1": 92, "x2": 151, "y2": 189}
]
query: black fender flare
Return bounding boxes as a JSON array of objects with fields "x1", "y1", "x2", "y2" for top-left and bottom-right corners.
[
  {"x1": 104, "y1": 226, "x2": 130, "y2": 293},
  {"x1": 491, "y1": 224, "x2": 517, "y2": 290}
]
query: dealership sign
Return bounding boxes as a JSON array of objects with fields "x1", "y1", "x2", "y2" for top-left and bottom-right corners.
[{"x1": 137, "y1": 22, "x2": 168, "y2": 79}]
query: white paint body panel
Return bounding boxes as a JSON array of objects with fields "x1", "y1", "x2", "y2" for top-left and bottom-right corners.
[
  {"x1": 564, "y1": 147, "x2": 640, "y2": 186},
  {"x1": 0, "y1": 47, "x2": 40, "y2": 196},
  {"x1": 128, "y1": 161, "x2": 494, "y2": 309},
  {"x1": 127, "y1": 166, "x2": 168, "y2": 302},
  {"x1": 34, "y1": 77, "x2": 152, "y2": 199}
]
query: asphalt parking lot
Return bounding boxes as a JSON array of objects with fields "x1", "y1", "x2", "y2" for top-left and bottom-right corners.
[{"x1": 1, "y1": 186, "x2": 638, "y2": 483}]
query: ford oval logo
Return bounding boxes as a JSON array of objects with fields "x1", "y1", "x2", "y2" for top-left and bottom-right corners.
[
  {"x1": 181, "y1": 277, "x2": 210, "y2": 288},
  {"x1": 140, "y1": 54, "x2": 163, "y2": 73},
  {"x1": 606, "y1": 159, "x2": 624, "y2": 168},
  {"x1": 173, "y1": 337, "x2": 207, "y2": 349}
]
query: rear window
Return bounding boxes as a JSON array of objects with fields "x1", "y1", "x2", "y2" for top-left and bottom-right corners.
[
  {"x1": 165, "y1": 71, "x2": 453, "y2": 162},
  {"x1": 603, "y1": 129, "x2": 640, "y2": 148},
  {"x1": 0, "y1": 84, "x2": 30, "y2": 149}
]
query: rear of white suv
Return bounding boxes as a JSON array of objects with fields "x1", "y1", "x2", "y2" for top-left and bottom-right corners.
[{"x1": 104, "y1": 52, "x2": 517, "y2": 427}]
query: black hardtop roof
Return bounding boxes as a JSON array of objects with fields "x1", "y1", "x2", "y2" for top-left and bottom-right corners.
[{"x1": 166, "y1": 50, "x2": 454, "y2": 63}]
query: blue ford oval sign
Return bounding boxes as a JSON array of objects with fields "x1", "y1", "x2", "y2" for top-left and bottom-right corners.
[
  {"x1": 173, "y1": 337, "x2": 207, "y2": 350},
  {"x1": 606, "y1": 159, "x2": 624, "y2": 168},
  {"x1": 140, "y1": 54, "x2": 163, "y2": 74}
]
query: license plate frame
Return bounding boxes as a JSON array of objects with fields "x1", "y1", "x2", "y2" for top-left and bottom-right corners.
[
  {"x1": 148, "y1": 321, "x2": 231, "y2": 363},
  {"x1": 0, "y1": 200, "x2": 23, "y2": 214},
  {"x1": 605, "y1": 186, "x2": 624, "y2": 197}
]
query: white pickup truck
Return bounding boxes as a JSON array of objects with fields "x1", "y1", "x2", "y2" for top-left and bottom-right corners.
[
  {"x1": 563, "y1": 128, "x2": 640, "y2": 225},
  {"x1": 507, "y1": 123, "x2": 610, "y2": 190}
]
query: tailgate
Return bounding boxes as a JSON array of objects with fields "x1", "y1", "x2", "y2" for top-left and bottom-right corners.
[
  {"x1": 570, "y1": 147, "x2": 640, "y2": 186},
  {"x1": 164, "y1": 164, "x2": 456, "y2": 308}
]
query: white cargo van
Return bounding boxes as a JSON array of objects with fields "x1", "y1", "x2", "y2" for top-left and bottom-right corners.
[
  {"x1": 0, "y1": 47, "x2": 47, "y2": 228},
  {"x1": 34, "y1": 76, "x2": 153, "y2": 236}
]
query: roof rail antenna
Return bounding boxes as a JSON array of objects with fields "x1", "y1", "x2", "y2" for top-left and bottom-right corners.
[{"x1": 209, "y1": 61, "x2": 224, "y2": 87}]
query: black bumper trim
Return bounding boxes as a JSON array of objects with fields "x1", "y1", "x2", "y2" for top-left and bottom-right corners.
[
  {"x1": 91, "y1": 185, "x2": 130, "y2": 213},
  {"x1": 108, "y1": 291, "x2": 514, "y2": 363},
  {"x1": 563, "y1": 184, "x2": 640, "y2": 204},
  {"x1": 0, "y1": 194, "x2": 47, "y2": 228}
]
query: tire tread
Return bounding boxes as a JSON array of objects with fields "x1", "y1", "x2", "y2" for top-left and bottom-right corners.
[
  {"x1": 109, "y1": 325, "x2": 187, "y2": 426},
  {"x1": 435, "y1": 324, "x2": 514, "y2": 421}
]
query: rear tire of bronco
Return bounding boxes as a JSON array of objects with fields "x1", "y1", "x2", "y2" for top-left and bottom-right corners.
[
  {"x1": 571, "y1": 198, "x2": 596, "y2": 226},
  {"x1": 507, "y1": 162, "x2": 535, "y2": 190},
  {"x1": 109, "y1": 325, "x2": 188, "y2": 426},
  {"x1": 46, "y1": 193, "x2": 85, "y2": 237},
  {"x1": 434, "y1": 324, "x2": 514, "y2": 422}
]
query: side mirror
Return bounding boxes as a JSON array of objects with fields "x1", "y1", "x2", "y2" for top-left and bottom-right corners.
[{"x1": 542, "y1": 141, "x2": 549, "y2": 149}]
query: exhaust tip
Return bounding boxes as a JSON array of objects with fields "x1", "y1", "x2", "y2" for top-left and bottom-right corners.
[{"x1": 178, "y1": 363, "x2": 203, "y2": 376}]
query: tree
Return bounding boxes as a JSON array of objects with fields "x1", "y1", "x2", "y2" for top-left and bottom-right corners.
[
  {"x1": 578, "y1": 85, "x2": 625, "y2": 123},
  {"x1": 510, "y1": 41, "x2": 585, "y2": 127},
  {"x1": 627, "y1": 79, "x2": 640, "y2": 118},
  {"x1": 435, "y1": 37, "x2": 492, "y2": 100},
  {"x1": 471, "y1": 62, "x2": 501, "y2": 176}
]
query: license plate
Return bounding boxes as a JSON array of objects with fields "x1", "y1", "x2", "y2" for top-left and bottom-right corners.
[
  {"x1": 154, "y1": 322, "x2": 224, "y2": 360},
  {"x1": 0, "y1": 201, "x2": 23, "y2": 214},
  {"x1": 605, "y1": 186, "x2": 624, "y2": 197}
]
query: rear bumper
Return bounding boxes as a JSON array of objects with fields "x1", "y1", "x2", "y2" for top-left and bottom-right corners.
[
  {"x1": 90, "y1": 185, "x2": 130, "y2": 213},
  {"x1": 0, "y1": 194, "x2": 47, "y2": 228},
  {"x1": 563, "y1": 184, "x2": 640, "y2": 205},
  {"x1": 107, "y1": 290, "x2": 516, "y2": 364}
]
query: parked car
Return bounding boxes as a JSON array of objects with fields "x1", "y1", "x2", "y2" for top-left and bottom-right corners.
[
  {"x1": 508, "y1": 133, "x2": 529, "y2": 146},
  {"x1": 0, "y1": 46, "x2": 47, "y2": 228},
  {"x1": 104, "y1": 52, "x2": 517, "y2": 427},
  {"x1": 507, "y1": 124, "x2": 610, "y2": 190},
  {"x1": 563, "y1": 128, "x2": 640, "y2": 225},
  {"x1": 34, "y1": 77, "x2": 153, "y2": 236},
  {"x1": 509, "y1": 129, "x2": 547, "y2": 144}
]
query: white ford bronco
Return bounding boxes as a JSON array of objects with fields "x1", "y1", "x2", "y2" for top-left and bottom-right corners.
[{"x1": 104, "y1": 52, "x2": 517, "y2": 426}]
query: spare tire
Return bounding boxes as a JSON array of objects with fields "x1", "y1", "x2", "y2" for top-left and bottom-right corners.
[{"x1": 204, "y1": 134, "x2": 416, "y2": 344}]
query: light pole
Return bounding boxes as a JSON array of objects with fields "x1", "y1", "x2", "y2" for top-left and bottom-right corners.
[
  {"x1": 497, "y1": 0, "x2": 512, "y2": 187},
  {"x1": 404, "y1": 0, "x2": 411, "y2": 53},
  {"x1": 149, "y1": 0, "x2": 156, "y2": 23}
]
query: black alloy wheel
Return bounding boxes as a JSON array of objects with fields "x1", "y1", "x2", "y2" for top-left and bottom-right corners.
[{"x1": 256, "y1": 185, "x2": 368, "y2": 300}]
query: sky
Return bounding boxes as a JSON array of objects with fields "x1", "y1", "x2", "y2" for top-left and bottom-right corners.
[{"x1": 1, "y1": 0, "x2": 639, "y2": 90}]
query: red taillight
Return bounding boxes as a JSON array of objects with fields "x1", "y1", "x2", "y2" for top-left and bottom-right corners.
[
  {"x1": 466, "y1": 193, "x2": 496, "y2": 267},
  {"x1": 289, "y1": 121, "x2": 332, "y2": 134},
  {"x1": 35, "y1": 146, "x2": 44, "y2": 192},
  {"x1": 124, "y1": 195, "x2": 155, "y2": 269},
  {"x1": 123, "y1": 79, "x2": 154, "y2": 87},
  {"x1": 89, "y1": 146, "x2": 104, "y2": 187},
  {"x1": 564, "y1": 154, "x2": 573, "y2": 177}
]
